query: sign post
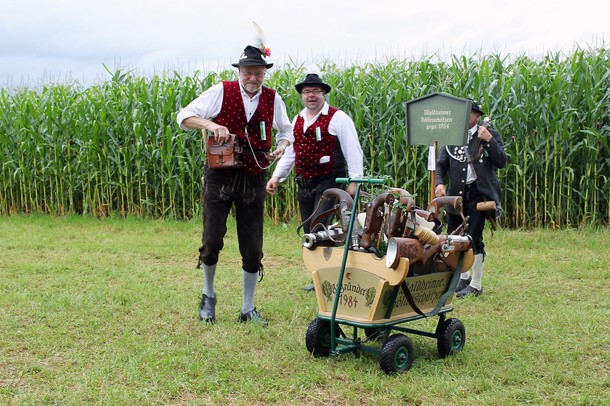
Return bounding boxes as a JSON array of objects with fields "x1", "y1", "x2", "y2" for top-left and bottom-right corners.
[{"x1": 405, "y1": 93, "x2": 471, "y2": 202}]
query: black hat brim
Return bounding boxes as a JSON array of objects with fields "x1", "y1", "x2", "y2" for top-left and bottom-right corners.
[
  {"x1": 232, "y1": 61, "x2": 274, "y2": 69},
  {"x1": 295, "y1": 83, "x2": 331, "y2": 94}
]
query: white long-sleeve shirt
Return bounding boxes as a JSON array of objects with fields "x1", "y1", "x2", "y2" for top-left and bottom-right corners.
[
  {"x1": 176, "y1": 82, "x2": 294, "y2": 145},
  {"x1": 271, "y1": 102, "x2": 364, "y2": 181}
]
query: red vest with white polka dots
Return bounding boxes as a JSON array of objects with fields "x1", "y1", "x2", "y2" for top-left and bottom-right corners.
[
  {"x1": 293, "y1": 107, "x2": 339, "y2": 179},
  {"x1": 214, "y1": 81, "x2": 275, "y2": 175}
]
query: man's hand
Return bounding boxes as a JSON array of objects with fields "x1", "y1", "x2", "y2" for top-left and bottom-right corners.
[
  {"x1": 477, "y1": 125, "x2": 493, "y2": 142},
  {"x1": 209, "y1": 123, "x2": 231, "y2": 145},
  {"x1": 266, "y1": 176, "x2": 280, "y2": 195},
  {"x1": 183, "y1": 117, "x2": 231, "y2": 144},
  {"x1": 347, "y1": 182, "x2": 357, "y2": 197},
  {"x1": 264, "y1": 144, "x2": 286, "y2": 161},
  {"x1": 435, "y1": 184, "x2": 446, "y2": 198}
]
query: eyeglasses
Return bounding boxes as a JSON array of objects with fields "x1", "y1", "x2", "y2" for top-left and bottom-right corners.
[
  {"x1": 301, "y1": 89, "x2": 324, "y2": 95},
  {"x1": 240, "y1": 70, "x2": 266, "y2": 79}
]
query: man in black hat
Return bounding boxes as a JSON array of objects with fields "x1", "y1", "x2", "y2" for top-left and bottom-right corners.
[
  {"x1": 266, "y1": 73, "x2": 363, "y2": 290},
  {"x1": 434, "y1": 99, "x2": 506, "y2": 297},
  {"x1": 177, "y1": 45, "x2": 293, "y2": 326}
]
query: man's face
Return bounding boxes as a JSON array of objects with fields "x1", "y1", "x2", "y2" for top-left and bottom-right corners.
[
  {"x1": 300, "y1": 86, "x2": 325, "y2": 111},
  {"x1": 470, "y1": 111, "x2": 482, "y2": 127},
  {"x1": 239, "y1": 67, "x2": 266, "y2": 94}
]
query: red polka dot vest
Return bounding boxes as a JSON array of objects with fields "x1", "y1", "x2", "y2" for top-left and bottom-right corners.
[
  {"x1": 213, "y1": 81, "x2": 275, "y2": 175},
  {"x1": 293, "y1": 107, "x2": 339, "y2": 179}
]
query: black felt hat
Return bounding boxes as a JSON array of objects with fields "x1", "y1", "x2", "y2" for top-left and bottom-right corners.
[
  {"x1": 295, "y1": 73, "x2": 331, "y2": 94},
  {"x1": 470, "y1": 99, "x2": 484, "y2": 115},
  {"x1": 232, "y1": 45, "x2": 273, "y2": 69}
]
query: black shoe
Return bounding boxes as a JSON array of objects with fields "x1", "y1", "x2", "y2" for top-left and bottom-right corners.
[
  {"x1": 238, "y1": 308, "x2": 269, "y2": 327},
  {"x1": 302, "y1": 283, "x2": 315, "y2": 292},
  {"x1": 198, "y1": 294, "x2": 216, "y2": 322},
  {"x1": 455, "y1": 276, "x2": 472, "y2": 292},
  {"x1": 456, "y1": 285, "x2": 482, "y2": 298}
]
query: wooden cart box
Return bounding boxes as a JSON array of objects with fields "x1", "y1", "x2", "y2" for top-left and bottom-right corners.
[{"x1": 303, "y1": 246, "x2": 454, "y2": 325}]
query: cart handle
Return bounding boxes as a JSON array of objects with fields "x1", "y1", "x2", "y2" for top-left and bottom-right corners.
[
  {"x1": 335, "y1": 177, "x2": 386, "y2": 185},
  {"x1": 328, "y1": 176, "x2": 384, "y2": 353}
]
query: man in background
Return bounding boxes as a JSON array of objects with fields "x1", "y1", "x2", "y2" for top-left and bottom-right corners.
[
  {"x1": 266, "y1": 73, "x2": 363, "y2": 291},
  {"x1": 435, "y1": 99, "x2": 506, "y2": 297}
]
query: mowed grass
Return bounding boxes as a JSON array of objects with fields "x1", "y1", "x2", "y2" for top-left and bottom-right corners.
[{"x1": 0, "y1": 214, "x2": 608, "y2": 405}]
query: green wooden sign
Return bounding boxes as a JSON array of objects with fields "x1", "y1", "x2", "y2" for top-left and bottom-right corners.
[{"x1": 405, "y1": 93, "x2": 471, "y2": 147}]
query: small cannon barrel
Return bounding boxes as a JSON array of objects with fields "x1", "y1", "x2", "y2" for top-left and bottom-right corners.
[{"x1": 302, "y1": 228, "x2": 345, "y2": 249}]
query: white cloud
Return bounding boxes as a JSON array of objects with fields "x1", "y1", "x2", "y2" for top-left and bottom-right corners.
[{"x1": 0, "y1": 0, "x2": 606, "y2": 86}]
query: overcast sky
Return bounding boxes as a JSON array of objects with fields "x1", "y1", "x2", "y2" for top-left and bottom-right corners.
[{"x1": 1, "y1": 0, "x2": 607, "y2": 87}]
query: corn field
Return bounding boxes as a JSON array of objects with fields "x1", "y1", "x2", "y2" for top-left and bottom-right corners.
[{"x1": 0, "y1": 48, "x2": 608, "y2": 227}]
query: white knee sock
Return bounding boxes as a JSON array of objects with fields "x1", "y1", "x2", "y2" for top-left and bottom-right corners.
[
  {"x1": 460, "y1": 270, "x2": 471, "y2": 280},
  {"x1": 202, "y1": 263, "x2": 216, "y2": 298},
  {"x1": 242, "y1": 269, "x2": 257, "y2": 314},
  {"x1": 470, "y1": 254, "x2": 484, "y2": 290}
]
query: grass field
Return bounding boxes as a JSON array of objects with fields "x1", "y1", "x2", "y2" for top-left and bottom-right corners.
[{"x1": 1, "y1": 214, "x2": 609, "y2": 405}]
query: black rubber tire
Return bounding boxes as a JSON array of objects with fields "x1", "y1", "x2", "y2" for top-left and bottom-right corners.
[
  {"x1": 379, "y1": 334, "x2": 415, "y2": 374},
  {"x1": 305, "y1": 318, "x2": 338, "y2": 357},
  {"x1": 437, "y1": 318, "x2": 466, "y2": 358}
]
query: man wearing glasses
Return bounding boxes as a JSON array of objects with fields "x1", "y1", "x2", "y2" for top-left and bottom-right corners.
[
  {"x1": 266, "y1": 73, "x2": 364, "y2": 290},
  {"x1": 177, "y1": 45, "x2": 293, "y2": 326}
]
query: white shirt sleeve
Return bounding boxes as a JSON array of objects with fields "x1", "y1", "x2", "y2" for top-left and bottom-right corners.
[
  {"x1": 272, "y1": 93, "x2": 294, "y2": 145},
  {"x1": 329, "y1": 110, "x2": 364, "y2": 178},
  {"x1": 271, "y1": 115, "x2": 298, "y2": 180},
  {"x1": 176, "y1": 83, "x2": 224, "y2": 130}
]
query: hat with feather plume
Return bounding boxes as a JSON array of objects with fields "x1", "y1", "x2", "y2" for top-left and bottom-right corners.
[{"x1": 232, "y1": 22, "x2": 273, "y2": 68}]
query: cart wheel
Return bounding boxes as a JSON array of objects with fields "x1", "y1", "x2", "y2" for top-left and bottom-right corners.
[
  {"x1": 364, "y1": 327, "x2": 390, "y2": 341},
  {"x1": 437, "y1": 318, "x2": 466, "y2": 358},
  {"x1": 305, "y1": 318, "x2": 338, "y2": 357},
  {"x1": 379, "y1": 334, "x2": 414, "y2": 374}
]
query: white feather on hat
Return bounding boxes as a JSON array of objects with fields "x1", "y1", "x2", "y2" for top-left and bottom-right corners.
[{"x1": 252, "y1": 21, "x2": 271, "y2": 57}]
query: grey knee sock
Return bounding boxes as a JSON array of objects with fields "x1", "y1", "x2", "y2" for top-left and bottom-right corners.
[
  {"x1": 202, "y1": 263, "x2": 216, "y2": 298},
  {"x1": 242, "y1": 269, "x2": 257, "y2": 314}
]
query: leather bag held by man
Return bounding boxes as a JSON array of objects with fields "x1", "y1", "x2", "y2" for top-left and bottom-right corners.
[{"x1": 206, "y1": 133, "x2": 243, "y2": 168}]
